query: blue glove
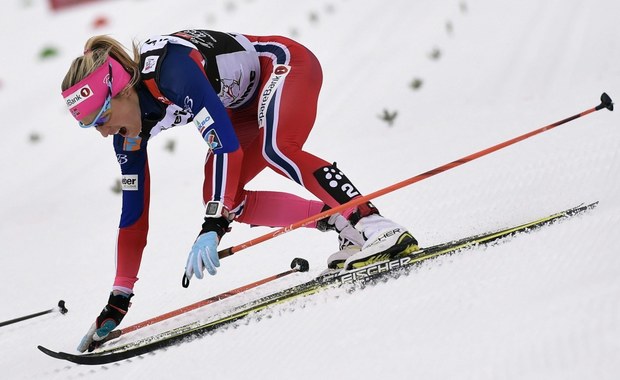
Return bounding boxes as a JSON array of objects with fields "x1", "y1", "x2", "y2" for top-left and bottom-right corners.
[
  {"x1": 77, "y1": 292, "x2": 132, "y2": 353},
  {"x1": 185, "y1": 231, "x2": 220, "y2": 280}
]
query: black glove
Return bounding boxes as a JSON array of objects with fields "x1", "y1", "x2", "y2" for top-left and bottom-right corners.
[{"x1": 77, "y1": 292, "x2": 133, "y2": 353}]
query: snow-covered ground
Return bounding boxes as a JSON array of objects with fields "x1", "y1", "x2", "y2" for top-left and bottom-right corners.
[{"x1": 1, "y1": 0, "x2": 619, "y2": 379}]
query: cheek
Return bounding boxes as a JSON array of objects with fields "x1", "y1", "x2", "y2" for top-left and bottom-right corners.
[
  {"x1": 110, "y1": 97, "x2": 142, "y2": 134},
  {"x1": 123, "y1": 104, "x2": 141, "y2": 127},
  {"x1": 110, "y1": 99, "x2": 137, "y2": 124},
  {"x1": 128, "y1": 109, "x2": 142, "y2": 131}
]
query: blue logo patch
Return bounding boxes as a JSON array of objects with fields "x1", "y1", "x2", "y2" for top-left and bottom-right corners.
[{"x1": 123, "y1": 137, "x2": 142, "y2": 152}]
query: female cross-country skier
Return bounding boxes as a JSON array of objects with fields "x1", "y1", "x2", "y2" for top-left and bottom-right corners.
[{"x1": 61, "y1": 30, "x2": 418, "y2": 352}]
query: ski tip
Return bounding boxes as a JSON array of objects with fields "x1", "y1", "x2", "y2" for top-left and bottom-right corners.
[
  {"x1": 38, "y1": 345, "x2": 86, "y2": 363},
  {"x1": 572, "y1": 201, "x2": 598, "y2": 215},
  {"x1": 38, "y1": 345, "x2": 61, "y2": 358}
]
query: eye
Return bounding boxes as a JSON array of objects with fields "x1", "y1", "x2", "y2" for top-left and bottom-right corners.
[{"x1": 95, "y1": 112, "x2": 112, "y2": 128}]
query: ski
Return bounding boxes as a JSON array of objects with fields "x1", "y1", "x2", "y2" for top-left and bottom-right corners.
[{"x1": 38, "y1": 201, "x2": 597, "y2": 365}]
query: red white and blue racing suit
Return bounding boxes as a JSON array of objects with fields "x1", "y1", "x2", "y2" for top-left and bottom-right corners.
[{"x1": 112, "y1": 30, "x2": 365, "y2": 293}]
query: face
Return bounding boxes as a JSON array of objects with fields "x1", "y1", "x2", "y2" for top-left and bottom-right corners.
[{"x1": 81, "y1": 88, "x2": 142, "y2": 138}]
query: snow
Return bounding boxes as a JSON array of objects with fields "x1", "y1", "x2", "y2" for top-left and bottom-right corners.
[{"x1": 1, "y1": 0, "x2": 619, "y2": 378}]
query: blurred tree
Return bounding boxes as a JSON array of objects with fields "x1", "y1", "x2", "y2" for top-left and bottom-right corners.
[
  {"x1": 49, "y1": 0, "x2": 103, "y2": 11},
  {"x1": 92, "y1": 15, "x2": 110, "y2": 29},
  {"x1": 111, "y1": 179, "x2": 122, "y2": 194},
  {"x1": 39, "y1": 46, "x2": 59, "y2": 60},
  {"x1": 410, "y1": 78, "x2": 424, "y2": 90},
  {"x1": 378, "y1": 109, "x2": 398, "y2": 127},
  {"x1": 29, "y1": 132, "x2": 42, "y2": 144},
  {"x1": 164, "y1": 139, "x2": 176, "y2": 153}
]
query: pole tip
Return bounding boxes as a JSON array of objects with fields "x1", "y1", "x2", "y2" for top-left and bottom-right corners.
[
  {"x1": 600, "y1": 92, "x2": 614, "y2": 111},
  {"x1": 290, "y1": 258, "x2": 310, "y2": 272}
]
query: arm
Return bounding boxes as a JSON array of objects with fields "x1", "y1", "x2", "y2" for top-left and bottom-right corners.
[
  {"x1": 113, "y1": 134, "x2": 151, "y2": 294},
  {"x1": 156, "y1": 45, "x2": 243, "y2": 281},
  {"x1": 77, "y1": 135, "x2": 150, "y2": 353}
]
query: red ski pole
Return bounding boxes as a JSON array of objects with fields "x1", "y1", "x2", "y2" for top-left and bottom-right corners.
[
  {"x1": 213, "y1": 93, "x2": 613, "y2": 261},
  {"x1": 129, "y1": 259, "x2": 308, "y2": 329},
  {"x1": 215, "y1": 93, "x2": 613, "y2": 260}
]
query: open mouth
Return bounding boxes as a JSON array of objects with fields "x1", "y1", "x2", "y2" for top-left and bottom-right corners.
[{"x1": 119, "y1": 127, "x2": 128, "y2": 136}]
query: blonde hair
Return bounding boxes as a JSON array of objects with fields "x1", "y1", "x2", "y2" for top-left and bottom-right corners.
[{"x1": 61, "y1": 35, "x2": 141, "y2": 92}]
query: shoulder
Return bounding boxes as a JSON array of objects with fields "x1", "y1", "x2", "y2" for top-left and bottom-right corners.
[
  {"x1": 138, "y1": 35, "x2": 202, "y2": 104},
  {"x1": 138, "y1": 35, "x2": 201, "y2": 81},
  {"x1": 155, "y1": 44, "x2": 209, "y2": 97},
  {"x1": 138, "y1": 35, "x2": 194, "y2": 75}
]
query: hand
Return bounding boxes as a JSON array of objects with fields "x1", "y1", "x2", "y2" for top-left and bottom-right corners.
[
  {"x1": 185, "y1": 231, "x2": 220, "y2": 280},
  {"x1": 77, "y1": 292, "x2": 132, "y2": 353}
]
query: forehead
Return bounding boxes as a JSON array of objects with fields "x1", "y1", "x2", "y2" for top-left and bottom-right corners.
[
  {"x1": 61, "y1": 57, "x2": 132, "y2": 122},
  {"x1": 63, "y1": 62, "x2": 111, "y2": 122}
]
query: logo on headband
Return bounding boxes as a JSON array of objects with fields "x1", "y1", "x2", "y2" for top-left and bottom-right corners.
[{"x1": 64, "y1": 84, "x2": 94, "y2": 108}]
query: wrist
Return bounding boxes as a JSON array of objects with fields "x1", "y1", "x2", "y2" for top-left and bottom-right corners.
[
  {"x1": 107, "y1": 292, "x2": 132, "y2": 312},
  {"x1": 96, "y1": 292, "x2": 133, "y2": 327},
  {"x1": 201, "y1": 201, "x2": 233, "y2": 238},
  {"x1": 205, "y1": 201, "x2": 231, "y2": 220}
]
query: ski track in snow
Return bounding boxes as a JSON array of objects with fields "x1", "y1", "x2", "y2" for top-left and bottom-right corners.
[{"x1": 1, "y1": 0, "x2": 619, "y2": 379}]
